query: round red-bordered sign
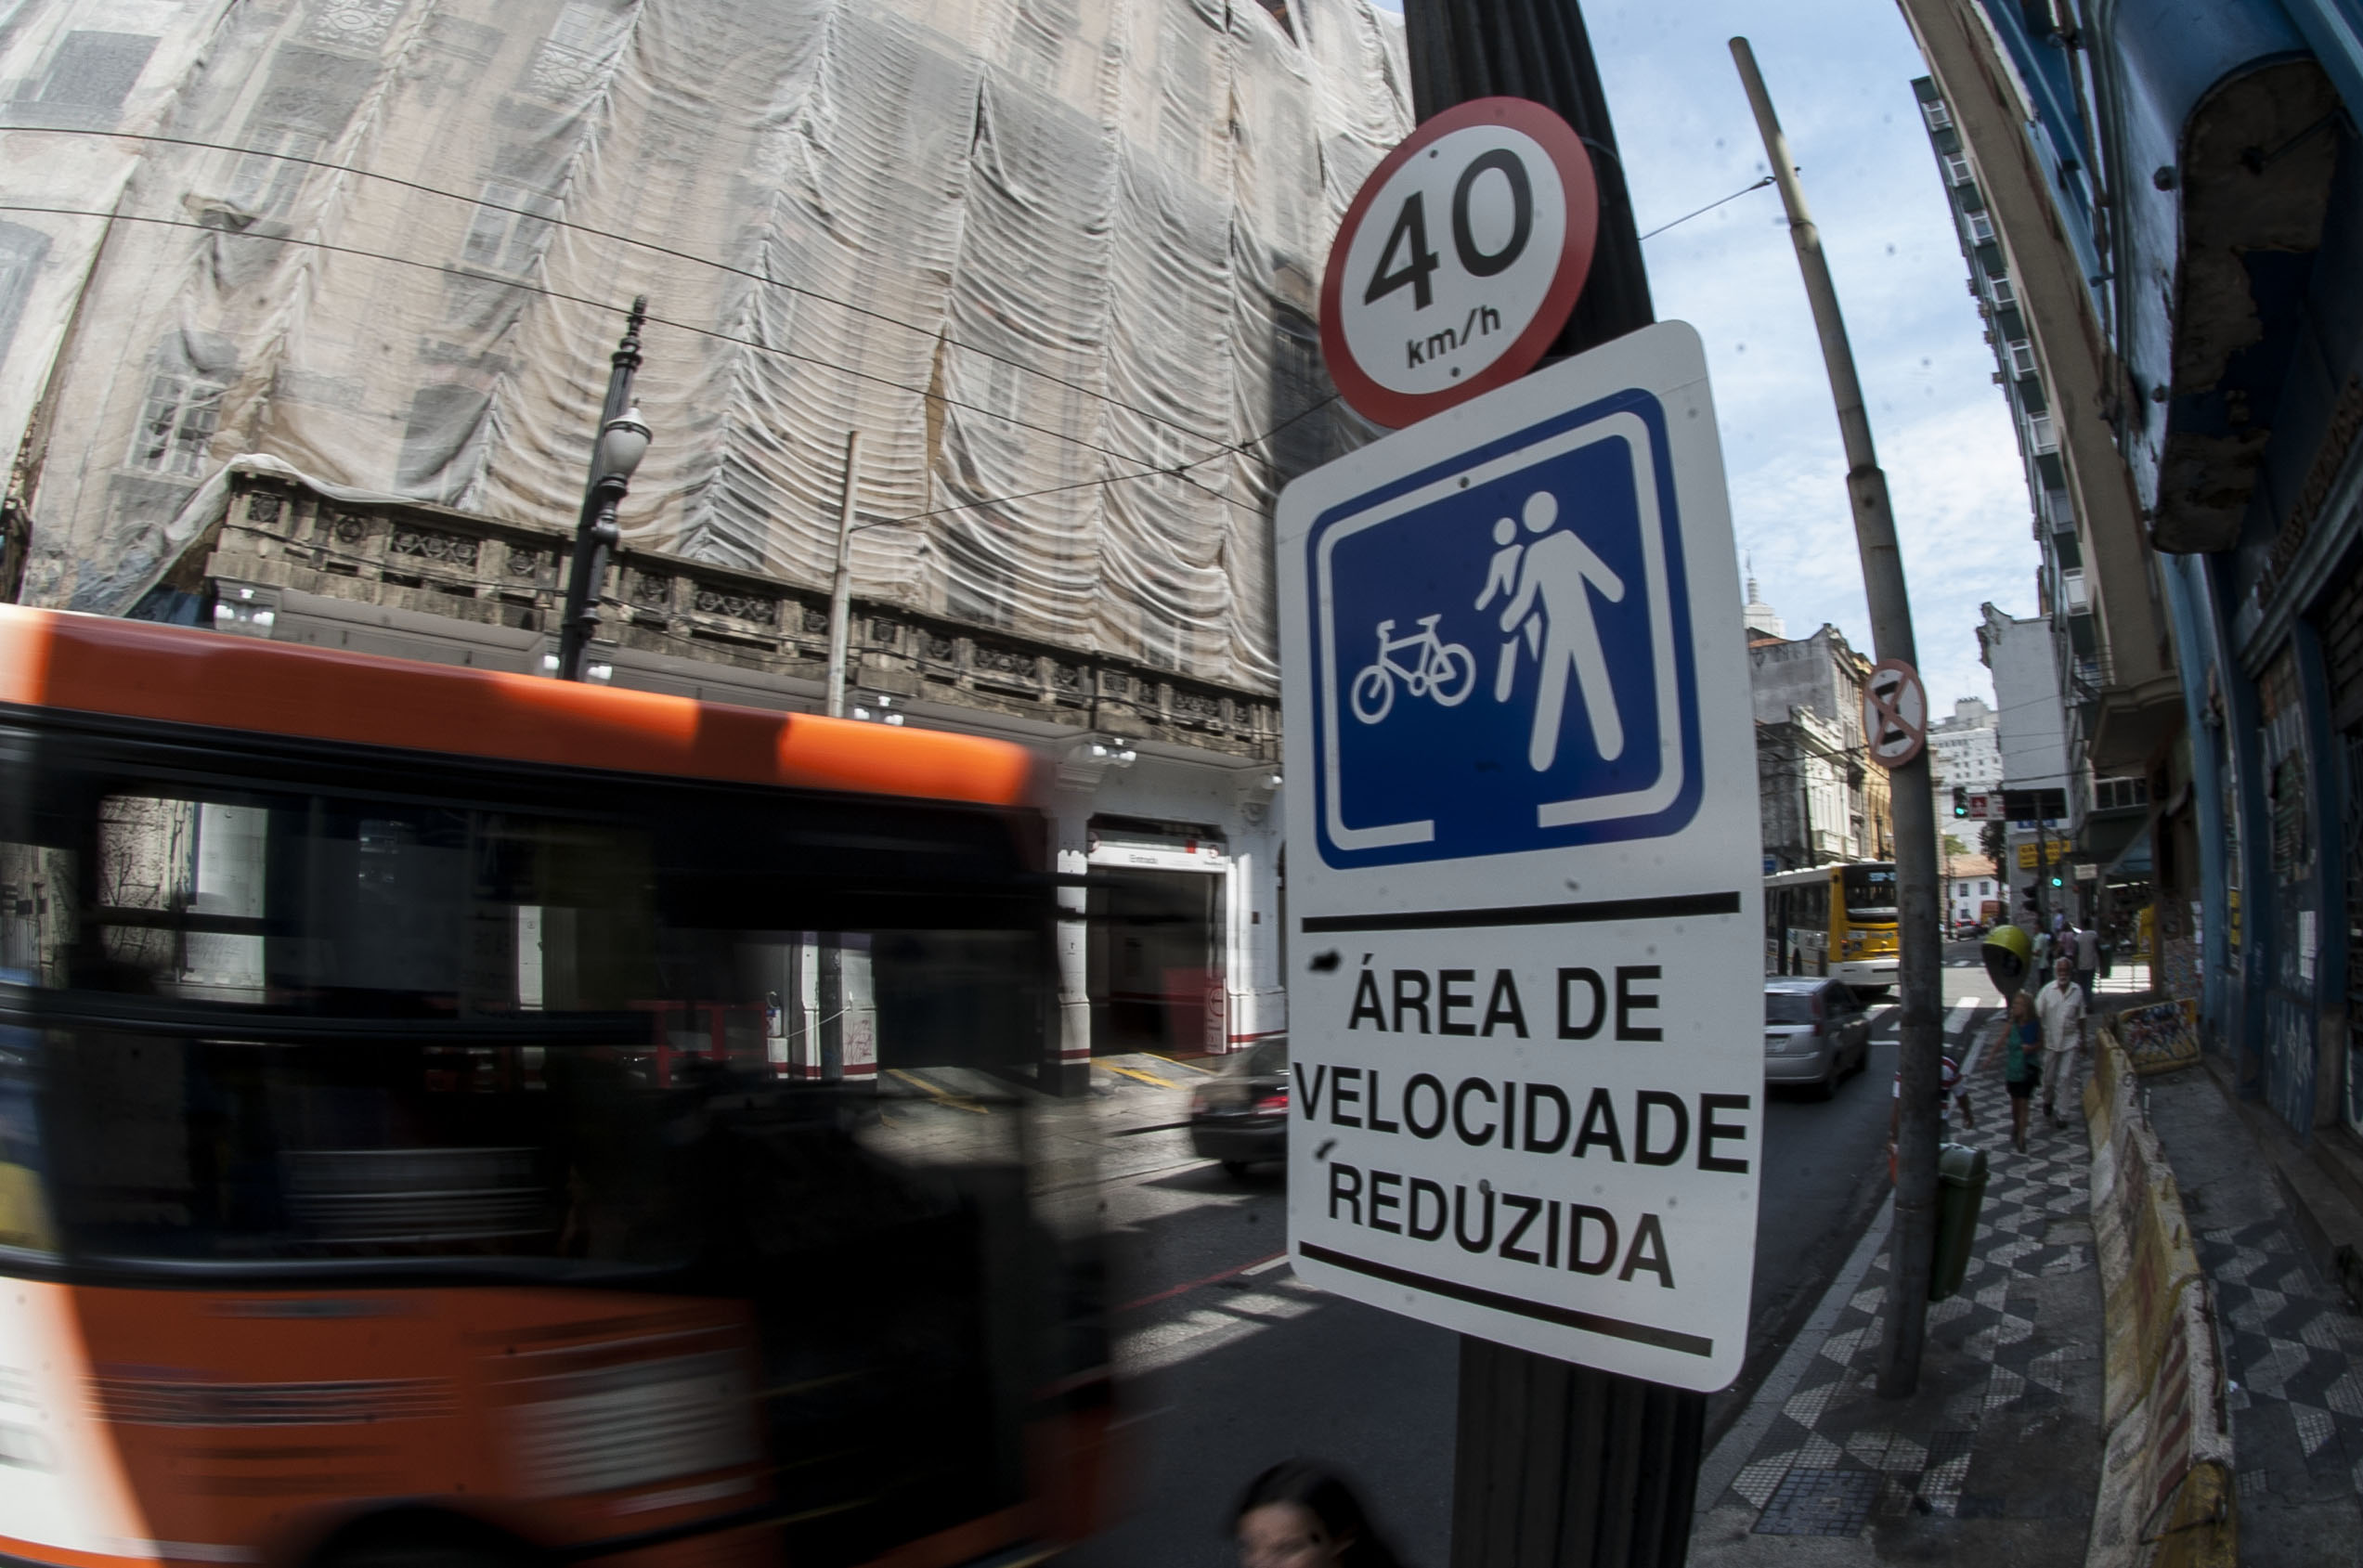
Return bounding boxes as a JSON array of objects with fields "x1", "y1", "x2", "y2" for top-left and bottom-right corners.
[{"x1": 1318, "y1": 97, "x2": 1600, "y2": 429}]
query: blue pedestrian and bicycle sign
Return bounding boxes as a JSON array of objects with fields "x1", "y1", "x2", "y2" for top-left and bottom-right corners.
[
  {"x1": 1279, "y1": 321, "x2": 1763, "y2": 1389},
  {"x1": 1302, "y1": 386, "x2": 1700, "y2": 870}
]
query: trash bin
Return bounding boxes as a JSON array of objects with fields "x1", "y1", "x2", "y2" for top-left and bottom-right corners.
[{"x1": 1929, "y1": 1142, "x2": 1991, "y2": 1302}]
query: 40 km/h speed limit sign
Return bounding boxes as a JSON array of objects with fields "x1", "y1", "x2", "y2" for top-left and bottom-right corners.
[{"x1": 1319, "y1": 97, "x2": 1600, "y2": 428}]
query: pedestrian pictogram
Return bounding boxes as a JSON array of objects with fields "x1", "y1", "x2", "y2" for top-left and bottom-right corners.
[{"x1": 1862, "y1": 657, "x2": 1928, "y2": 770}]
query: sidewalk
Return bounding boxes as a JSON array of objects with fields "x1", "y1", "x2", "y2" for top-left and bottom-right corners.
[
  {"x1": 2140, "y1": 1057, "x2": 2363, "y2": 1562},
  {"x1": 1690, "y1": 1023, "x2": 2106, "y2": 1563}
]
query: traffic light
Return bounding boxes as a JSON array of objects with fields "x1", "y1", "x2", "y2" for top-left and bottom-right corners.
[
  {"x1": 2050, "y1": 874, "x2": 2063, "y2": 888},
  {"x1": 1952, "y1": 785, "x2": 1968, "y2": 818}
]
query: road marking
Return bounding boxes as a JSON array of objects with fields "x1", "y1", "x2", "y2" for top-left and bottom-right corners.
[
  {"x1": 1147, "y1": 1053, "x2": 1219, "y2": 1075},
  {"x1": 885, "y1": 1068, "x2": 988, "y2": 1113},
  {"x1": 1116, "y1": 1251, "x2": 1289, "y2": 1314},
  {"x1": 1098, "y1": 1061, "x2": 1181, "y2": 1089},
  {"x1": 1116, "y1": 1283, "x2": 1324, "y2": 1378}
]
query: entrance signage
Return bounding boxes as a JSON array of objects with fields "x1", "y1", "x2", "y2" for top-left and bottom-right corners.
[
  {"x1": 1319, "y1": 97, "x2": 1600, "y2": 429},
  {"x1": 1277, "y1": 324, "x2": 1759, "y2": 1390},
  {"x1": 1861, "y1": 657, "x2": 1927, "y2": 771}
]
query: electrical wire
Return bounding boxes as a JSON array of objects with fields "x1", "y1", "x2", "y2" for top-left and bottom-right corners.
[
  {"x1": 1637, "y1": 175, "x2": 1776, "y2": 243},
  {"x1": 0, "y1": 201, "x2": 1295, "y2": 522},
  {"x1": 0, "y1": 123, "x2": 1308, "y2": 471}
]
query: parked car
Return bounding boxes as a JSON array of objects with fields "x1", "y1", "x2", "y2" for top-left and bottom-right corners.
[
  {"x1": 1189, "y1": 1037, "x2": 1290, "y2": 1175},
  {"x1": 1763, "y1": 977, "x2": 1871, "y2": 1098}
]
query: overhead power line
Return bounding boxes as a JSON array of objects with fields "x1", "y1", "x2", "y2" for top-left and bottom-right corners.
[
  {"x1": 0, "y1": 201, "x2": 1315, "y2": 524},
  {"x1": 0, "y1": 123, "x2": 1311, "y2": 471},
  {"x1": 1636, "y1": 175, "x2": 1776, "y2": 243}
]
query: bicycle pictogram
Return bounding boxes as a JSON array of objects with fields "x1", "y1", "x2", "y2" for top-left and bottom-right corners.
[{"x1": 1350, "y1": 615, "x2": 1476, "y2": 723}]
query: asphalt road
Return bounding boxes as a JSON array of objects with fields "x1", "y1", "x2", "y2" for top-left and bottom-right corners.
[{"x1": 1057, "y1": 945, "x2": 2006, "y2": 1568}]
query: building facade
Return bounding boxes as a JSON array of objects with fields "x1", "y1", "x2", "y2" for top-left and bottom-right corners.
[
  {"x1": 1904, "y1": 0, "x2": 2363, "y2": 1144},
  {"x1": 0, "y1": 0, "x2": 1413, "y2": 1090},
  {"x1": 1945, "y1": 854, "x2": 2002, "y2": 930},
  {"x1": 1979, "y1": 603, "x2": 2073, "y2": 920},
  {"x1": 1750, "y1": 613, "x2": 1893, "y2": 869}
]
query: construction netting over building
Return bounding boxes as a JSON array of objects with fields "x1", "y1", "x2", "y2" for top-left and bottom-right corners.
[{"x1": 0, "y1": 0, "x2": 1410, "y2": 694}]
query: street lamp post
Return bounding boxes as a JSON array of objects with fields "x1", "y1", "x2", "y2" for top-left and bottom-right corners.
[{"x1": 557, "y1": 297, "x2": 653, "y2": 683}]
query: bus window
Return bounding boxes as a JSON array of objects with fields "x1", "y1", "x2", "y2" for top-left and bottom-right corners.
[{"x1": 1842, "y1": 863, "x2": 1899, "y2": 921}]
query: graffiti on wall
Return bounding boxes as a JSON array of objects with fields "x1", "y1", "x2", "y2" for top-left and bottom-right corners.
[
  {"x1": 2263, "y1": 992, "x2": 2318, "y2": 1134},
  {"x1": 2110, "y1": 998, "x2": 2200, "y2": 1077}
]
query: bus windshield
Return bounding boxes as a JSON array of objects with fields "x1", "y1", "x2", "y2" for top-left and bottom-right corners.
[{"x1": 1841, "y1": 863, "x2": 1899, "y2": 922}]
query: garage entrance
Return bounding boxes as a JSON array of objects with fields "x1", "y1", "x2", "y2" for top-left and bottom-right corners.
[{"x1": 1085, "y1": 819, "x2": 1227, "y2": 1057}]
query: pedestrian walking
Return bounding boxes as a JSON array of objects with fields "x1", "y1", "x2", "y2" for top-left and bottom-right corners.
[
  {"x1": 2034, "y1": 956, "x2": 2088, "y2": 1128},
  {"x1": 2003, "y1": 991, "x2": 2043, "y2": 1153},
  {"x1": 1235, "y1": 1461, "x2": 1406, "y2": 1568},
  {"x1": 2073, "y1": 923, "x2": 2100, "y2": 1000}
]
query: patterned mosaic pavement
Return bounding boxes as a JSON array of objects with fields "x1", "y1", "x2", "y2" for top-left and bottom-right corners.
[
  {"x1": 2207, "y1": 1215, "x2": 2363, "y2": 1506},
  {"x1": 1694, "y1": 1023, "x2": 2106, "y2": 1557}
]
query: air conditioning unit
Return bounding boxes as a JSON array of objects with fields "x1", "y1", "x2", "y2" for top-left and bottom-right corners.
[
  {"x1": 1967, "y1": 213, "x2": 1996, "y2": 245},
  {"x1": 2008, "y1": 341, "x2": 2038, "y2": 377}
]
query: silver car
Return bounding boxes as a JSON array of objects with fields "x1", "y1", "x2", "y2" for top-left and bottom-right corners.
[{"x1": 1763, "y1": 977, "x2": 1871, "y2": 1098}]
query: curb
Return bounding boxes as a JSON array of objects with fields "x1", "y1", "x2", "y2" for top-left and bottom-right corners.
[{"x1": 2082, "y1": 1024, "x2": 2235, "y2": 1568}]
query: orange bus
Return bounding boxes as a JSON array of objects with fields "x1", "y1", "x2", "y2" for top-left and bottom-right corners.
[{"x1": 0, "y1": 606, "x2": 1109, "y2": 1568}]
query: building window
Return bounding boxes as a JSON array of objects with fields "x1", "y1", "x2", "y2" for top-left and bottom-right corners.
[
  {"x1": 2060, "y1": 567, "x2": 2090, "y2": 614},
  {"x1": 461, "y1": 181, "x2": 558, "y2": 275},
  {"x1": 129, "y1": 351, "x2": 231, "y2": 478},
  {"x1": 12, "y1": 31, "x2": 157, "y2": 128},
  {"x1": 526, "y1": 1, "x2": 630, "y2": 101},
  {"x1": 226, "y1": 126, "x2": 327, "y2": 218},
  {"x1": 0, "y1": 221, "x2": 50, "y2": 372},
  {"x1": 2093, "y1": 776, "x2": 2148, "y2": 812}
]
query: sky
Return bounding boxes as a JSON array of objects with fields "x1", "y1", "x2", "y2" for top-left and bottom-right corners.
[{"x1": 1367, "y1": 0, "x2": 2033, "y2": 716}]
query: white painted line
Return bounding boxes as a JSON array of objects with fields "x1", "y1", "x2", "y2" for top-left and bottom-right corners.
[{"x1": 1242, "y1": 1255, "x2": 1292, "y2": 1277}]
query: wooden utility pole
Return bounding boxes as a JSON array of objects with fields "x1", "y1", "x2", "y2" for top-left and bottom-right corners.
[{"x1": 1730, "y1": 37, "x2": 1945, "y2": 1396}]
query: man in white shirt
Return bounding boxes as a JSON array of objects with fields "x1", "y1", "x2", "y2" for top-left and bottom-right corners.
[
  {"x1": 2035, "y1": 957, "x2": 2088, "y2": 1127},
  {"x1": 2073, "y1": 924, "x2": 2101, "y2": 1000}
]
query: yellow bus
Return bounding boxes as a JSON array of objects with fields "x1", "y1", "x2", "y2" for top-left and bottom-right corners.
[{"x1": 1763, "y1": 862, "x2": 1900, "y2": 992}]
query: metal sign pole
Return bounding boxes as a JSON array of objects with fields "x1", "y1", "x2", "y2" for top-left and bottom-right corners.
[{"x1": 1729, "y1": 37, "x2": 1945, "y2": 1397}]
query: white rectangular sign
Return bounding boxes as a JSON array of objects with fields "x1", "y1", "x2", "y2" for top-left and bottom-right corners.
[{"x1": 1277, "y1": 322, "x2": 1761, "y2": 1391}]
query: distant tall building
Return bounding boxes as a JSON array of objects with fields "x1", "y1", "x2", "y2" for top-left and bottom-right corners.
[
  {"x1": 1742, "y1": 560, "x2": 1785, "y2": 641},
  {"x1": 1979, "y1": 603, "x2": 2071, "y2": 917}
]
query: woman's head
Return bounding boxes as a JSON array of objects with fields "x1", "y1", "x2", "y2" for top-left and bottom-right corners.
[
  {"x1": 1234, "y1": 1462, "x2": 1398, "y2": 1568},
  {"x1": 2009, "y1": 992, "x2": 2033, "y2": 1021}
]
